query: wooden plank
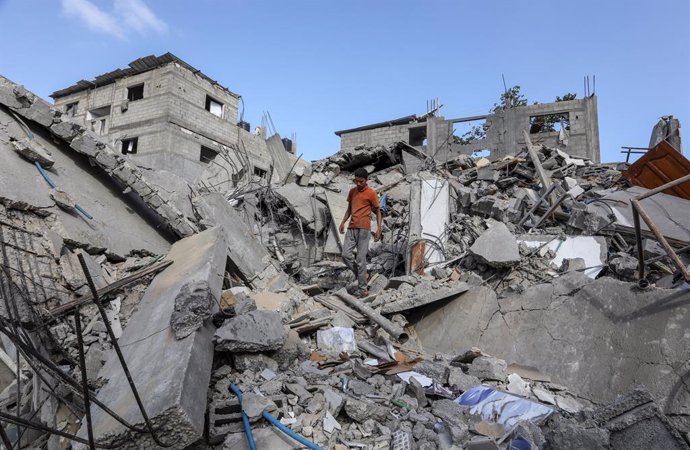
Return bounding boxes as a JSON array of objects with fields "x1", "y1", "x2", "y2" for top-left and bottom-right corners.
[
  {"x1": 48, "y1": 259, "x2": 173, "y2": 317},
  {"x1": 623, "y1": 140, "x2": 690, "y2": 200},
  {"x1": 522, "y1": 130, "x2": 553, "y2": 197}
]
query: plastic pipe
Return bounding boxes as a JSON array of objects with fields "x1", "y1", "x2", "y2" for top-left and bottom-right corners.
[
  {"x1": 228, "y1": 384, "x2": 256, "y2": 450},
  {"x1": 34, "y1": 161, "x2": 93, "y2": 220}
]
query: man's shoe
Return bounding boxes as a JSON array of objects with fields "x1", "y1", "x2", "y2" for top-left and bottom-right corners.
[{"x1": 356, "y1": 289, "x2": 369, "y2": 299}]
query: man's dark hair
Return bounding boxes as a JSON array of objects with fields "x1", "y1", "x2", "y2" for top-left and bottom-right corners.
[{"x1": 353, "y1": 168, "x2": 368, "y2": 179}]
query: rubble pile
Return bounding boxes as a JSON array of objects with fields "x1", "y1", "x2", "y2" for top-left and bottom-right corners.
[{"x1": 0, "y1": 74, "x2": 688, "y2": 450}]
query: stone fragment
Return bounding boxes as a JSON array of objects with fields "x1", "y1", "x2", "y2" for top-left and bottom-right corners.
[
  {"x1": 469, "y1": 222, "x2": 520, "y2": 268},
  {"x1": 171, "y1": 280, "x2": 218, "y2": 340},
  {"x1": 532, "y1": 387, "x2": 556, "y2": 405},
  {"x1": 608, "y1": 252, "x2": 638, "y2": 280},
  {"x1": 215, "y1": 310, "x2": 287, "y2": 353},
  {"x1": 242, "y1": 393, "x2": 277, "y2": 422},
  {"x1": 507, "y1": 373, "x2": 531, "y2": 397},
  {"x1": 431, "y1": 399, "x2": 470, "y2": 443},
  {"x1": 233, "y1": 353, "x2": 278, "y2": 372},
  {"x1": 467, "y1": 356, "x2": 507, "y2": 381},
  {"x1": 272, "y1": 329, "x2": 310, "y2": 370},
  {"x1": 323, "y1": 411, "x2": 341, "y2": 434},
  {"x1": 49, "y1": 188, "x2": 75, "y2": 211},
  {"x1": 414, "y1": 359, "x2": 449, "y2": 384},
  {"x1": 323, "y1": 388, "x2": 344, "y2": 416},
  {"x1": 555, "y1": 395, "x2": 582, "y2": 414},
  {"x1": 447, "y1": 368, "x2": 480, "y2": 392},
  {"x1": 344, "y1": 398, "x2": 389, "y2": 423},
  {"x1": 12, "y1": 138, "x2": 54, "y2": 167}
]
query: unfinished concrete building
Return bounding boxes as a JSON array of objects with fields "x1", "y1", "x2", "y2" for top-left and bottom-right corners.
[
  {"x1": 51, "y1": 53, "x2": 297, "y2": 184},
  {"x1": 336, "y1": 95, "x2": 600, "y2": 164}
]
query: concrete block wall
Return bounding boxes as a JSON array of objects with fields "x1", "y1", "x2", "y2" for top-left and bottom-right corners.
[
  {"x1": 337, "y1": 97, "x2": 600, "y2": 163},
  {"x1": 339, "y1": 124, "x2": 414, "y2": 152}
]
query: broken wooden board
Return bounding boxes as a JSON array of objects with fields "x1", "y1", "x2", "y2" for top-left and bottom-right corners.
[{"x1": 623, "y1": 140, "x2": 690, "y2": 200}]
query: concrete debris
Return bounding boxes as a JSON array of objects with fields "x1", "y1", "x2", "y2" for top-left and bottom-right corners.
[
  {"x1": 469, "y1": 222, "x2": 521, "y2": 268},
  {"x1": 215, "y1": 310, "x2": 288, "y2": 352},
  {"x1": 0, "y1": 66, "x2": 687, "y2": 450}
]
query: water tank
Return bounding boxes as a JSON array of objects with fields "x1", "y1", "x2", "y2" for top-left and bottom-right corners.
[
  {"x1": 282, "y1": 138, "x2": 293, "y2": 153},
  {"x1": 237, "y1": 120, "x2": 250, "y2": 132}
]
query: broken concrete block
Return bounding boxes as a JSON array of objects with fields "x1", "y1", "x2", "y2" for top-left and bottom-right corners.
[
  {"x1": 469, "y1": 222, "x2": 520, "y2": 268},
  {"x1": 76, "y1": 227, "x2": 226, "y2": 449},
  {"x1": 222, "y1": 427, "x2": 303, "y2": 450},
  {"x1": 608, "y1": 252, "x2": 638, "y2": 280},
  {"x1": 70, "y1": 130, "x2": 106, "y2": 158},
  {"x1": 215, "y1": 310, "x2": 287, "y2": 353},
  {"x1": 431, "y1": 399, "x2": 470, "y2": 443},
  {"x1": 11, "y1": 138, "x2": 54, "y2": 168},
  {"x1": 171, "y1": 279, "x2": 222, "y2": 340},
  {"x1": 447, "y1": 368, "x2": 480, "y2": 392},
  {"x1": 323, "y1": 388, "x2": 344, "y2": 416},
  {"x1": 242, "y1": 393, "x2": 277, "y2": 422},
  {"x1": 344, "y1": 398, "x2": 389, "y2": 423},
  {"x1": 467, "y1": 356, "x2": 507, "y2": 381},
  {"x1": 49, "y1": 188, "x2": 75, "y2": 211}
]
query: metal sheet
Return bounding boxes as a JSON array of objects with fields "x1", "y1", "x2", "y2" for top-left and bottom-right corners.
[{"x1": 623, "y1": 140, "x2": 690, "y2": 200}]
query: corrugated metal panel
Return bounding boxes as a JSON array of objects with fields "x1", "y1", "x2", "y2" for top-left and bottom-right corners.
[
  {"x1": 623, "y1": 140, "x2": 690, "y2": 200},
  {"x1": 51, "y1": 52, "x2": 238, "y2": 99}
]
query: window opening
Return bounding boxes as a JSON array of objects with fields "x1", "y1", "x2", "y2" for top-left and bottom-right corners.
[
  {"x1": 200, "y1": 146, "x2": 217, "y2": 163},
  {"x1": 529, "y1": 112, "x2": 570, "y2": 134},
  {"x1": 121, "y1": 137, "x2": 138, "y2": 154},
  {"x1": 205, "y1": 95, "x2": 223, "y2": 118},
  {"x1": 65, "y1": 102, "x2": 78, "y2": 117},
  {"x1": 127, "y1": 84, "x2": 144, "y2": 102}
]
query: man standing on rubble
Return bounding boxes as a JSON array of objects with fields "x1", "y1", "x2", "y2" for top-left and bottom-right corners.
[{"x1": 340, "y1": 168, "x2": 382, "y2": 298}]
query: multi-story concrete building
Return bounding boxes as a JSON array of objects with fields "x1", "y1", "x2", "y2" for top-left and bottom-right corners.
[{"x1": 52, "y1": 53, "x2": 295, "y2": 183}]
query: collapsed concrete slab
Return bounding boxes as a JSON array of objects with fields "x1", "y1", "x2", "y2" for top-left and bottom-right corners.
[
  {"x1": 0, "y1": 105, "x2": 171, "y2": 258},
  {"x1": 192, "y1": 192, "x2": 272, "y2": 285},
  {"x1": 274, "y1": 183, "x2": 328, "y2": 234},
  {"x1": 592, "y1": 388, "x2": 689, "y2": 450},
  {"x1": 413, "y1": 273, "x2": 690, "y2": 415},
  {"x1": 469, "y1": 222, "x2": 520, "y2": 268},
  {"x1": 76, "y1": 227, "x2": 227, "y2": 449}
]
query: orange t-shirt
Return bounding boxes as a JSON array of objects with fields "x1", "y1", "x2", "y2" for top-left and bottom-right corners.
[{"x1": 347, "y1": 185, "x2": 379, "y2": 230}]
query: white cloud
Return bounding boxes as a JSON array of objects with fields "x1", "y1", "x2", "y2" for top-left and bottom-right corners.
[
  {"x1": 62, "y1": 0, "x2": 124, "y2": 39},
  {"x1": 114, "y1": 0, "x2": 168, "y2": 35},
  {"x1": 61, "y1": 0, "x2": 168, "y2": 40}
]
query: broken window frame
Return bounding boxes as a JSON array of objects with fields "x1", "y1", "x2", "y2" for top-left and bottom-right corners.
[
  {"x1": 121, "y1": 137, "x2": 138, "y2": 155},
  {"x1": 205, "y1": 95, "x2": 223, "y2": 118},
  {"x1": 199, "y1": 145, "x2": 217, "y2": 163},
  {"x1": 127, "y1": 84, "x2": 145, "y2": 102},
  {"x1": 65, "y1": 102, "x2": 79, "y2": 117}
]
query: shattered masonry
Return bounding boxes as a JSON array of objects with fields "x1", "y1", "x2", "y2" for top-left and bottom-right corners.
[{"x1": 0, "y1": 53, "x2": 688, "y2": 450}]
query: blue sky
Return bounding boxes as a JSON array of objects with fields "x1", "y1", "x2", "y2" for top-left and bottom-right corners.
[{"x1": 0, "y1": 0, "x2": 688, "y2": 162}]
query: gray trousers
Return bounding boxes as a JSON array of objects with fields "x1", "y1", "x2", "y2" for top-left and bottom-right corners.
[{"x1": 342, "y1": 228, "x2": 370, "y2": 290}]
